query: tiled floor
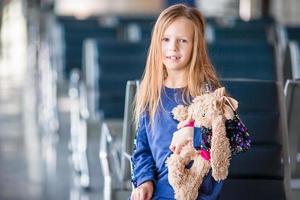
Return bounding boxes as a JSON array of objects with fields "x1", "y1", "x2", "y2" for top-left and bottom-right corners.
[
  {"x1": 0, "y1": 81, "x2": 42, "y2": 200},
  {"x1": 0, "y1": 73, "x2": 104, "y2": 200},
  {"x1": 40, "y1": 82, "x2": 106, "y2": 200}
]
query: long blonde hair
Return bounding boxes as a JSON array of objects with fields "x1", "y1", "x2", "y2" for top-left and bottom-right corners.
[{"x1": 135, "y1": 4, "x2": 221, "y2": 124}]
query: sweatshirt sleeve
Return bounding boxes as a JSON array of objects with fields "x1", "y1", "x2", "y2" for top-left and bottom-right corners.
[{"x1": 131, "y1": 114, "x2": 156, "y2": 188}]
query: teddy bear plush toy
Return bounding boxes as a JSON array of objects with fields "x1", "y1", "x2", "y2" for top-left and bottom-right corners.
[{"x1": 166, "y1": 87, "x2": 239, "y2": 200}]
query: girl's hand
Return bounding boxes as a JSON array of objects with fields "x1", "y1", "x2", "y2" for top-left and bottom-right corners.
[
  {"x1": 169, "y1": 126, "x2": 194, "y2": 154},
  {"x1": 130, "y1": 181, "x2": 154, "y2": 200}
]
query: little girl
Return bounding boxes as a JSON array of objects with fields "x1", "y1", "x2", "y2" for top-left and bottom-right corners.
[{"x1": 130, "y1": 4, "x2": 249, "y2": 200}]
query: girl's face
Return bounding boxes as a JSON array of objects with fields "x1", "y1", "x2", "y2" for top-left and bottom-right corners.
[{"x1": 161, "y1": 17, "x2": 194, "y2": 74}]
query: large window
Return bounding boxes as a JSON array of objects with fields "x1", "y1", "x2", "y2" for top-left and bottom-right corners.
[{"x1": 54, "y1": 0, "x2": 163, "y2": 17}]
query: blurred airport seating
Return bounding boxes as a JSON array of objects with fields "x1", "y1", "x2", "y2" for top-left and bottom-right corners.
[
  {"x1": 286, "y1": 27, "x2": 300, "y2": 42},
  {"x1": 82, "y1": 39, "x2": 149, "y2": 119},
  {"x1": 219, "y1": 80, "x2": 290, "y2": 200},
  {"x1": 283, "y1": 39, "x2": 300, "y2": 186},
  {"x1": 118, "y1": 16, "x2": 156, "y2": 41},
  {"x1": 57, "y1": 16, "x2": 119, "y2": 78},
  {"x1": 278, "y1": 26, "x2": 300, "y2": 82},
  {"x1": 281, "y1": 26, "x2": 300, "y2": 186},
  {"x1": 208, "y1": 40, "x2": 276, "y2": 80},
  {"x1": 206, "y1": 17, "x2": 274, "y2": 42},
  {"x1": 284, "y1": 41, "x2": 300, "y2": 81},
  {"x1": 68, "y1": 39, "x2": 148, "y2": 189},
  {"x1": 55, "y1": 15, "x2": 293, "y2": 199},
  {"x1": 100, "y1": 80, "x2": 139, "y2": 200},
  {"x1": 285, "y1": 80, "x2": 300, "y2": 181}
]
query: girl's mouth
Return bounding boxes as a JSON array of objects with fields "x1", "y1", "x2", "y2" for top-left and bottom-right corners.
[{"x1": 166, "y1": 56, "x2": 181, "y2": 60}]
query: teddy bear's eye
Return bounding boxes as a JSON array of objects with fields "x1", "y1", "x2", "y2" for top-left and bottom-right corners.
[{"x1": 202, "y1": 113, "x2": 206, "y2": 117}]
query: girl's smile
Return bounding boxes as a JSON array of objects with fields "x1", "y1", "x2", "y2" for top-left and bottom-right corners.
[{"x1": 166, "y1": 55, "x2": 181, "y2": 61}]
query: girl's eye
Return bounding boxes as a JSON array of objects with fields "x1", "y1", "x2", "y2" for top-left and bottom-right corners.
[
  {"x1": 162, "y1": 37, "x2": 169, "y2": 42},
  {"x1": 179, "y1": 39, "x2": 187, "y2": 43}
]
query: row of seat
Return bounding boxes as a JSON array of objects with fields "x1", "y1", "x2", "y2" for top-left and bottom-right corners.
[
  {"x1": 58, "y1": 16, "x2": 155, "y2": 78},
  {"x1": 80, "y1": 38, "x2": 277, "y2": 120},
  {"x1": 283, "y1": 25, "x2": 300, "y2": 182},
  {"x1": 279, "y1": 23, "x2": 300, "y2": 182},
  {"x1": 286, "y1": 27, "x2": 300, "y2": 41},
  {"x1": 283, "y1": 30, "x2": 300, "y2": 81},
  {"x1": 58, "y1": 16, "x2": 275, "y2": 79}
]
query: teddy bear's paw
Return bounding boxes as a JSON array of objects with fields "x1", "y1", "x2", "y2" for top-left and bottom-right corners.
[
  {"x1": 212, "y1": 166, "x2": 228, "y2": 181},
  {"x1": 211, "y1": 132, "x2": 231, "y2": 167},
  {"x1": 170, "y1": 157, "x2": 210, "y2": 200},
  {"x1": 168, "y1": 173, "x2": 185, "y2": 190},
  {"x1": 175, "y1": 188, "x2": 199, "y2": 200},
  {"x1": 211, "y1": 163, "x2": 229, "y2": 181},
  {"x1": 168, "y1": 166, "x2": 189, "y2": 192},
  {"x1": 191, "y1": 157, "x2": 211, "y2": 178},
  {"x1": 210, "y1": 153, "x2": 230, "y2": 181},
  {"x1": 167, "y1": 154, "x2": 189, "y2": 168},
  {"x1": 175, "y1": 192, "x2": 186, "y2": 200},
  {"x1": 172, "y1": 105, "x2": 188, "y2": 121},
  {"x1": 179, "y1": 142, "x2": 196, "y2": 160},
  {"x1": 175, "y1": 192, "x2": 192, "y2": 200},
  {"x1": 167, "y1": 155, "x2": 187, "y2": 183},
  {"x1": 210, "y1": 145, "x2": 231, "y2": 165}
]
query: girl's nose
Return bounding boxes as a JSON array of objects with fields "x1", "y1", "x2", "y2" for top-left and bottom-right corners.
[{"x1": 168, "y1": 40, "x2": 178, "y2": 52}]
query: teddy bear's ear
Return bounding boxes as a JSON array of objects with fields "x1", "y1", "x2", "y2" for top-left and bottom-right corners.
[
  {"x1": 212, "y1": 99, "x2": 222, "y2": 112},
  {"x1": 214, "y1": 87, "x2": 225, "y2": 97},
  {"x1": 172, "y1": 105, "x2": 188, "y2": 121},
  {"x1": 223, "y1": 96, "x2": 239, "y2": 111}
]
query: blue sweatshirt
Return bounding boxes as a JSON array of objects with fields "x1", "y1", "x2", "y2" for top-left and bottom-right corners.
[{"x1": 131, "y1": 86, "x2": 224, "y2": 200}]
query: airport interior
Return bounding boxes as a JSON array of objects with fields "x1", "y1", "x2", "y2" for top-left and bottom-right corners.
[{"x1": 0, "y1": 0, "x2": 300, "y2": 199}]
